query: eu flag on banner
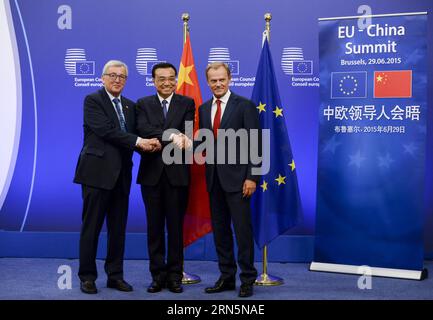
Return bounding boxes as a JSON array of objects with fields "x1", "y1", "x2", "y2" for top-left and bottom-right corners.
[
  {"x1": 75, "y1": 61, "x2": 95, "y2": 75},
  {"x1": 251, "y1": 39, "x2": 302, "y2": 248},
  {"x1": 331, "y1": 71, "x2": 366, "y2": 99},
  {"x1": 292, "y1": 61, "x2": 313, "y2": 74}
]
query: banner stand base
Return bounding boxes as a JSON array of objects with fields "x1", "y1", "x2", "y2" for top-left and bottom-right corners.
[{"x1": 309, "y1": 262, "x2": 428, "y2": 281}]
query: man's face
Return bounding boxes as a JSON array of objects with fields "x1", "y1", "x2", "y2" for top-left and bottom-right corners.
[
  {"x1": 154, "y1": 67, "x2": 177, "y2": 98},
  {"x1": 207, "y1": 67, "x2": 231, "y2": 98},
  {"x1": 102, "y1": 66, "x2": 127, "y2": 97}
]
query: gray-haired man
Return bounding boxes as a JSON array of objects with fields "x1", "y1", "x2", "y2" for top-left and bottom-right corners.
[{"x1": 74, "y1": 60, "x2": 160, "y2": 294}]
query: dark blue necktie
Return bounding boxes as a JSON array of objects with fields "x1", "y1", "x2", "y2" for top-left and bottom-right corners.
[
  {"x1": 113, "y1": 98, "x2": 127, "y2": 132},
  {"x1": 162, "y1": 99, "x2": 168, "y2": 119}
]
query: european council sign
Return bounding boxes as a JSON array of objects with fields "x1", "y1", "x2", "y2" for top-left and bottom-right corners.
[{"x1": 311, "y1": 12, "x2": 428, "y2": 280}]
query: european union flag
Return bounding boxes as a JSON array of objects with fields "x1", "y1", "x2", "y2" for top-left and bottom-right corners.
[
  {"x1": 251, "y1": 39, "x2": 302, "y2": 248},
  {"x1": 75, "y1": 61, "x2": 95, "y2": 75},
  {"x1": 226, "y1": 61, "x2": 240, "y2": 75},
  {"x1": 292, "y1": 60, "x2": 313, "y2": 74},
  {"x1": 331, "y1": 71, "x2": 366, "y2": 99}
]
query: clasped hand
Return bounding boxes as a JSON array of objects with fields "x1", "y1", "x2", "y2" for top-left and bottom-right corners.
[
  {"x1": 171, "y1": 133, "x2": 192, "y2": 150},
  {"x1": 137, "y1": 137, "x2": 161, "y2": 152}
]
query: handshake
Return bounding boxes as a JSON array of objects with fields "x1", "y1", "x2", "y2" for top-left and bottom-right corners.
[
  {"x1": 170, "y1": 133, "x2": 192, "y2": 150},
  {"x1": 136, "y1": 137, "x2": 161, "y2": 152},
  {"x1": 136, "y1": 133, "x2": 192, "y2": 153}
]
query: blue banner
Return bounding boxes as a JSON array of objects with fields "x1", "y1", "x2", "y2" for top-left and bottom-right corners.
[{"x1": 315, "y1": 13, "x2": 427, "y2": 270}]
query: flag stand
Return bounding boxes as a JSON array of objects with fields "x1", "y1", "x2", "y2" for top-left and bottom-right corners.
[
  {"x1": 255, "y1": 245, "x2": 283, "y2": 286},
  {"x1": 182, "y1": 261, "x2": 201, "y2": 284},
  {"x1": 254, "y1": 13, "x2": 284, "y2": 287},
  {"x1": 179, "y1": 12, "x2": 201, "y2": 285}
]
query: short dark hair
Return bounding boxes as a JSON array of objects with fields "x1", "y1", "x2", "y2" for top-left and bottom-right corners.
[{"x1": 152, "y1": 62, "x2": 177, "y2": 78}]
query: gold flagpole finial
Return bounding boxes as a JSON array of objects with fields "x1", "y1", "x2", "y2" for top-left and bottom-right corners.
[
  {"x1": 182, "y1": 13, "x2": 190, "y2": 43},
  {"x1": 264, "y1": 13, "x2": 272, "y2": 42}
]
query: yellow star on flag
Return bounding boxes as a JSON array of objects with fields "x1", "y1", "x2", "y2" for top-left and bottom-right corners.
[
  {"x1": 275, "y1": 174, "x2": 286, "y2": 186},
  {"x1": 257, "y1": 102, "x2": 266, "y2": 113},
  {"x1": 260, "y1": 180, "x2": 268, "y2": 192},
  {"x1": 177, "y1": 63, "x2": 194, "y2": 90},
  {"x1": 376, "y1": 75, "x2": 383, "y2": 82},
  {"x1": 273, "y1": 106, "x2": 283, "y2": 118},
  {"x1": 289, "y1": 159, "x2": 296, "y2": 171}
]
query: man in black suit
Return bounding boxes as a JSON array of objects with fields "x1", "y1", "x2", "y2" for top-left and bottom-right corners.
[
  {"x1": 136, "y1": 62, "x2": 195, "y2": 294},
  {"x1": 74, "y1": 60, "x2": 159, "y2": 294},
  {"x1": 199, "y1": 62, "x2": 260, "y2": 298}
]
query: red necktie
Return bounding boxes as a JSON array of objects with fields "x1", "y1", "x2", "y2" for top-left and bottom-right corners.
[{"x1": 213, "y1": 99, "x2": 221, "y2": 138}]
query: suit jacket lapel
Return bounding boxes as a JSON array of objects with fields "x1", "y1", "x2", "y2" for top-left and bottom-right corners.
[
  {"x1": 121, "y1": 95, "x2": 134, "y2": 133},
  {"x1": 120, "y1": 96, "x2": 129, "y2": 117},
  {"x1": 164, "y1": 93, "x2": 180, "y2": 129},
  {"x1": 100, "y1": 89, "x2": 121, "y2": 127},
  {"x1": 152, "y1": 94, "x2": 165, "y2": 125},
  {"x1": 203, "y1": 100, "x2": 213, "y2": 130},
  {"x1": 219, "y1": 93, "x2": 236, "y2": 129}
]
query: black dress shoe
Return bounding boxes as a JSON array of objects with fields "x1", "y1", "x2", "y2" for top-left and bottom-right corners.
[
  {"x1": 80, "y1": 280, "x2": 97, "y2": 294},
  {"x1": 107, "y1": 279, "x2": 133, "y2": 292},
  {"x1": 238, "y1": 283, "x2": 253, "y2": 298},
  {"x1": 147, "y1": 281, "x2": 163, "y2": 293},
  {"x1": 167, "y1": 281, "x2": 183, "y2": 293},
  {"x1": 205, "y1": 278, "x2": 236, "y2": 294}
]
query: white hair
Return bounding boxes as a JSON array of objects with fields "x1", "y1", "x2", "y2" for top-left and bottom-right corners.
[{"x1": 102, "y1": 60, "x2": 128, "y2": 76}]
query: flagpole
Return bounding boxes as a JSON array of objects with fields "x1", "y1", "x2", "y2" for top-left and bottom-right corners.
[
  {"x1": 182, "y1": 13, "x2": 189, "y2": 44},
  {"x1": 255, "y1": 12, "x2": 283, "y2": 287},
  {"x1": 181, "y1": 12, "x2": 201, "y2": 285},
  {"x1": 264, "y1": 12, "x2": 271, "y2": 43}
]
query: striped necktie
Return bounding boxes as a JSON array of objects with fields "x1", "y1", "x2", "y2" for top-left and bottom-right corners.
[{"x1": 113, "y1": 98, "x2": 127, "y2": 132}]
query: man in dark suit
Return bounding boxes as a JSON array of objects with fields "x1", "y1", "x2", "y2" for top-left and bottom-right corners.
[
  {"x1": 74, "y1": 60, "x2": 159, "y2": 294},
  {"x1": 136, "y1": 62, "x2": 195, "y2": 294},
  {"x1": 199, "y1": 62, "x2": 260, "y2": 298}
]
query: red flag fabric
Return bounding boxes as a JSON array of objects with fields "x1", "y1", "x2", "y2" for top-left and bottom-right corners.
[
  {"x1": 374, "y1": 70, "x2": 412, "y2": 98},
  {"x1": 176, "y1": 34, "x2": 212, "y2": 247}
]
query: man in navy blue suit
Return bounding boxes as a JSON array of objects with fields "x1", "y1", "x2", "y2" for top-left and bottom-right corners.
[
  {"x1": 199, "y1": 62, "x2": 260, "y2": 298},
  {"x1": 135, "y1": 63, "x2": 195, "y2": 294},
  {"x1": 74, "y1": 60, "x2": 159, "y2": 294}
]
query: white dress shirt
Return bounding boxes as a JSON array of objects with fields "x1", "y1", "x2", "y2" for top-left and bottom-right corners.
[
  {"x1": 211, "y1": 90, "x2": 231, "y2": 127},
  {"x1": 157, "y1": 92, "x2": 174, "y2": 113},
  {"x1": 105, "y1": 89, "x2": 122, "y2": 116}
]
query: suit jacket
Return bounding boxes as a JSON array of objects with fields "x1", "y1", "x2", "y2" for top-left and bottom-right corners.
[
  {"x1": 74, "y1": 89, "x2": 137, "y2": 192},
  {"x1": 135, "y1": 93, "x2": 195, "y2": 187},
  {"x1": 199, "y1": 92, "x2": 261, "y2": 193}
]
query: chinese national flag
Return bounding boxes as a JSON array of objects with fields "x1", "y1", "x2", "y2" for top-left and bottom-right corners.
[
  {"x1": 176, "y1": 34, "x2": 212, "y2": 247},
  {"x1": 374, "y1": 70, "x2": 412, "y2": 98}
]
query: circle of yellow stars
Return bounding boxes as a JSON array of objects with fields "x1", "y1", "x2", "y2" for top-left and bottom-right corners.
[{"x1": 339, "y1": 75, "x2": 358, "y2": 96}]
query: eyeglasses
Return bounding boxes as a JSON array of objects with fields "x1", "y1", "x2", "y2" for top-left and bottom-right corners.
[{"x1": 104, "y1": 73, "x2": 127, "y2": 81}]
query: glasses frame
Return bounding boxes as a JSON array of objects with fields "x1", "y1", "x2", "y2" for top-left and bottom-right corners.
[{"x1": 104, "y1": 73, "x2": 128, "y2": 82}]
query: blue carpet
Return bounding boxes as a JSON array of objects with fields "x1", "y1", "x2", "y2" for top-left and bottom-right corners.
[{"x1": 0, "y1": 258, "x2": 433, "y2": 300}]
